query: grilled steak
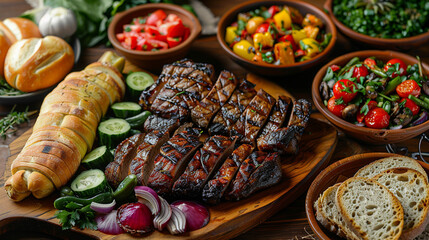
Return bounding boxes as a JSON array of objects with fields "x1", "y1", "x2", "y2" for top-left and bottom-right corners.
[
  {"x1": 202, "y1": 143, "x2": 253, "y2": 204},
  {"x1": 172, "y1": 135, "x2": 237, "y2": 199},
  {"x1": 227, "y1": 151, "x2": 282, "y2": 201},
  {"x1": 209, "y1": 79, "x2": 256, "y2": 135},
  {"x1": 143, "y1": 115, "x2": 180, "y2": 135},
  {"x1": 230, "y1": 89, "x2": 276, "y2": 146},
  {"x1": 147, "y1": 127, "x2": 202, "y2": 198},
  {"x1": 105, "y1": 133, "x2": 146, "y2": 187},
  {"x1": 191, "y1": 70, "x2": 238, "y2": 128},
  {"x1": 130, "y1": 130, "x2": 170, "y2": 185},
  {"x1": 257, "y1": 99, "x2": 312, "y2": 154}
]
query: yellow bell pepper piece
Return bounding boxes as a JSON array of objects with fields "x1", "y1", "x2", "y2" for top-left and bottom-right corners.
[
  {"x1": 253, "y1": 32, "x2": 274, "y2": 50},
  {"x1": 303, "y1": 25, "x2": 319, "y2": 39},
  {"x1": 302, "y1": 14, "x2": 324, "y2": 28},
  {"x1": 233, "y1": 40, "x2": 255, "y2": 61},
  {"x1": 291, "y1": 29, "x2": 307, "y2": 45},
  {"x1": 273, "y1": 9, "x2": 292, "y2": 31},
  {"x1": 299, "y1": 38, "x2": 321, "y2": 58},
  {"x1": 274, "y1": 42, "x2": 295, "y2": 65},
  {"x1": 225, "y1": 26, "x2": 238, "y2": 44},
  {"x1": 246, "y1": 16, "x2": 264, "y2": 34}
]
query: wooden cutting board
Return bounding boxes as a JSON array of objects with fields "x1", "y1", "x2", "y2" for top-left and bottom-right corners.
[{"x1": 0, "y1": 65, "x2": 338, "y2": 240}]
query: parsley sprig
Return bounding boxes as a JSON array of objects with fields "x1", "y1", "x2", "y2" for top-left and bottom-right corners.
[{"x1": 55, "y1": 205, "x2": 97, "y2": 230}]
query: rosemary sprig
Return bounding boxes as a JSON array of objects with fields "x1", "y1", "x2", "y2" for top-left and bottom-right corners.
[
  {"x1": 0, "y1": 77, "x2": 25, "y2": 96},
  {"x1": 0, "y1": 105, "x2": 37, "y2": 139}
]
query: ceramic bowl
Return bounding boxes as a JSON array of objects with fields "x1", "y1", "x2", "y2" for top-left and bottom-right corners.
[
  {"x1": 312, "y1": 50, "x2": 429, "y2": 145},
  {"x1": 305, "y1": 152, "x2": 429, "y2": 240},
  {"x1": 324, "y1": 0, "x2": 429, "y2": 50},
  {"x1": 217, "y1": 0, "x2": 337, "y2": 76},
  {"x1": 108, "y1": 3, "x2": 201, "y2": 72}
]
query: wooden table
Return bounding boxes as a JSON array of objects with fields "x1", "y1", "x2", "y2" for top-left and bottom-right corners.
[{"x1": 1, "y1": 0, "x2": 429, "y2": 239}]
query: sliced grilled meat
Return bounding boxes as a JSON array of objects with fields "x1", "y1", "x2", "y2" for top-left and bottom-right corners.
[
  {"x1": 257, "y1": 99, "x2": 312, "y2": 154},
  {"x1": 202, "y1": 143, "x2": 253, "y2": 205},
  {"x1": 209, "y1": 79, "x2": 256, "y2": 135},
  {"x1": 172, "y1": 135, "x2": 237, "y2": 199},
  {"x1": 227, "y1": 151, "x2": 282, "y2": 201},
  {"x1": 147, "y1": 127, "x2": 202, "y2": 198},
  {"x1": 230, "y1": 89, "x2": 276, "y2": 146},
  {"x1": 143, "y1": 115, "x2": 180, "y2": 135},
  {"x1": 105, "y1": 133, "x2": 146, "y2": 188},
  {"x1": 130, "y1": 130, "x2": 170, "y2": 185},
  {"x1": 191, "y1": 70, "x2": 238, "y2": 128}
]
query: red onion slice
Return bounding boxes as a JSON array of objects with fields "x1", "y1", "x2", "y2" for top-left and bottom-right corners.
[
  {"x1": 167, "y1": 206, "x2": 186, "y2": 234},
  {"x1": 135, "y1": 186, "x2": 161, "y2": 215},
  {"x1": 95, "y1": 210, "x2": 123, "y2": 235},
  {"x1": 90, "y1": 199, "x2": 116, "y2": 214},
  {"x1": 413, "y1": 111, "x2": 429, "y2": 126},
  {"x1": 153, "y1": 196, "x2": 172, "y2": 231},
  {"x1": 171, "y1": 200, "x2": 209, "y2": 231},
  {"x1": 117, "y1": 202, "x2": 153, "y2": 236}
]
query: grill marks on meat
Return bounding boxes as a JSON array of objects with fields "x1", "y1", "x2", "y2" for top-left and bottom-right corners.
[
  {"x1": 209, "y1": 79, "x2": 256, "y2": 135},
  {"x1": 227, "y1": 151, "x2": 282, "y2": 201},
  {"x1": 230, "y1": 89, "x2": 276, "y2": 146},
  {"x1": 143, "y1": 115, "x2": 180, "y2": 136},
  {"x1": 105, "y1": 133, "x2": 146, "y2": 188},
  {"x1": 257, "y1": 99, "x2": 312, "y2": 154},
  {"x1": 191, "y1": 70, "x2": 238, "y2": 128},
  {"x1": 172, "y1": 135, "x2": 237, "y2": 199},
  {"x1": 147, "y1": 127, "x2": 202, "y2": 198},
  {"x1": 202, "y1": 144, "x2": 253, "y2": 204}
]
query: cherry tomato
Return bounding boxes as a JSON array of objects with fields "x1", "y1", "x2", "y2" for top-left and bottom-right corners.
[
  {"x1": 333, "y1": 79, "x2": 358, "y2": 103},
  {"x1": 363, "y1": 58, "x2": 377, "y2": 70},
  {"x1": 352, "y1": 65, "x2": 368, "y2": 83},
  {"x1": 278, "y1": 34, "x2": 297, "y2": 51},
  {"x1": 396, "y1": 79, "x2": 421, "y2": 98},
  {"x1": 147, "y1": 9, "x2": 167, "y2": 26},
  {"x1": 327, "y1": 97, "x2": 346, "y2": 118},
  {"x1": 330, "y1": 64, "x2": 340, "y2": 72},
  {"x1": 384, "y1": 58, "x2": 407, "y2": 78},
  {"x1": 356, "y1": 100, "x2": 377, "y2": 123},
  {"x1": 255, "y1": 23, "x2": 270, "y2": 34},
  {"x1": 401, "y1": 98, "x2": 420, "y2": 116},
  {"x1": 364, "y1": 107, "x2": 390, "y2": 129},
  {"x1": 268, "y1": 5, "x2": 280, "y2": 18}
]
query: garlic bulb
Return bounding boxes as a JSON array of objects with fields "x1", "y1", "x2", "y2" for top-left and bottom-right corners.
[{"x1": 38, "y1": 7, "x2": 77, "y2": 39}]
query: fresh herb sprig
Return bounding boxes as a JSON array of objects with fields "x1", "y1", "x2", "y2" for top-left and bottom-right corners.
[
  {"x1": 0, "y1": 78, "x2": 25, "y2": 96},
  {"x1": 55, "y1": 205, "x2": 97, "y2": 230},
  {"x1": 0, "y1": 106, "x2": 37, "y2": 139}
]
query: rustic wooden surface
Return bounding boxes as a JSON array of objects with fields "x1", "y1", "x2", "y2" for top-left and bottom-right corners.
[{"x1": 0, "y1": 0, "x2": 429, "y2": 239}]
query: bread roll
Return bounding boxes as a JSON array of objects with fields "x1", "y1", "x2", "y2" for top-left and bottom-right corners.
[
  {"x1": 4, "y1": 36, "x2": 74, "y2": 92},
  {"x1": 0, "y1": 32, "x2": 10, "y2": 76}
]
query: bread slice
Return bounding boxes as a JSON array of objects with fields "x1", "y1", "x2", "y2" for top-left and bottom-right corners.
[
  {"x1": 414, "y1": 223, "x2": 429, "y2": 239},
  {"x1": 336, "y1": 177, "x2": 404, "y2": 240},
  {"x1": 373, "y1": 168, "x2": 429, "y2": 239},
  {"x1": 355, "y1": 156, "x2": 428, "y2": 181},
  {"x1": 315, "y1": 183, "x2": 360, "y2": 240}
]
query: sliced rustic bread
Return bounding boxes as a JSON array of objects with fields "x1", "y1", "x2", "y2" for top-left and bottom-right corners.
[
  {"x1": 315, "y1": 183, "x2": 360, "y2": 240},
  {"x1": 373, "y1": 168, "x2": 429, "y2": 240},
  {"x1": 336, "y1": 177, "x2": 404, "y2": 240},
  {"x1": 414, "y1": 223, "x2": 429, "y2": 240},
  {"x1": 355, "y1": 156, "x2": 428, "y2": 181}
]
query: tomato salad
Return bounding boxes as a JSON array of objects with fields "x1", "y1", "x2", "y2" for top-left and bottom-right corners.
[
  {"x1": 225, "y1": 5, "x2": 331, "y2": 65},
  {"x1": 116, "y1": 9, "x2": 190, "y2": 51},
  {"x1": 320, "y1": 56, "x2": 429, "y2": 129}
]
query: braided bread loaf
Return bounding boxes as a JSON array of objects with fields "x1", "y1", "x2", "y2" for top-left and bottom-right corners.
[{"x1": 5, "y1": 52, "x2": 125, "y2": 201}]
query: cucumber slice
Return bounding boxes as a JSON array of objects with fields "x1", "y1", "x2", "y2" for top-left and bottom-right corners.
[
  {"x1": 125, "y1": 111, "x2": 152, "y2": 129},
  {"x1": 81, "y1": 146, "x2": 113, "y2": 170},
  {"x1": 126, "y1": 72, "x2": 154, "y2": 100},
  {"x1": 70, "y1": 169, "x2": 109, "y2": 198},
  {"x1": 98, "y1": 118, "x2": 131, "y2": 149},
  {"x1": 111, "y1": 102, "x2": 142, "y2": 118}
]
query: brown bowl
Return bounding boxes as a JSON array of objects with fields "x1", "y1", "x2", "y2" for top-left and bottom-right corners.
[
  {"x1": 108, "y1": 3, "x2": 201, "y2": 72},
  {"x1": 324, "y1": 0, "x2": 429, "y2": 51},
  {"x1": 217, "y1": 0, "x2": 337, "y2": 76},
  {"x1": 312, "y1": 50, "x2": 429, "y2": 145},
  {"x1": 305, "y1": 152, "x2": 429, "y2": 240}
]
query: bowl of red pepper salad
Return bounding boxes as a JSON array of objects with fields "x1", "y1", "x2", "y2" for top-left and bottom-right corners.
[
  {"x1": 312, "y1": 50, "x2": 429, "y2": 145},
  {"x1": 108, "y1": 3, "x2": 201, "y2": 71}
]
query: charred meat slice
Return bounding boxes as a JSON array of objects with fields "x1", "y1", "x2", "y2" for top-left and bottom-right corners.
[
  {"x1": 172, "y1": 135, "x2": 237, "y2": 199},
  {"x1": 143, "y1": 115, "x2": 180, "y2": 135},
  {"x1": 227, "y1": 151, "x2": 282, "y2": 201},
  {"x1": 105, "y1": 133, "x2": 146, "y2": 188},
  {"x1": 202, "y1": 143, "x2": 253, "y2": 205},
  {"x1": 230, "y1": 89, "x2": 276, "y2": 146},
  {"x1": 191, "y1": 70, "x2": 238, "y2": 128},
  {"x1": 147, "y1": 127, "x2": 202, "y2": 198},
  {"x1": 209, "y1": 79, "x2": 256, "y2": 135},
  {"x1": 130, "y1": 130, "x2": 170, "y2": 185}
]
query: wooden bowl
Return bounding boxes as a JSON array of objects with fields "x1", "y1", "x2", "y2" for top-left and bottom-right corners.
[
  {"x1": 324, "y1": 0, "x2": 429, "y2": 50},
  {"x1": 305, "y1": 152, "x2": 429, "y2": 240},
  {"x1": 108, "y1": 3, "x2": 201, "y2": 72},
  {"x1": 312, "y1": 50, "x2": 429, "y2": 145},
  {"x1": 217, "y1": 0, "x2": 337, "y2": 76}
]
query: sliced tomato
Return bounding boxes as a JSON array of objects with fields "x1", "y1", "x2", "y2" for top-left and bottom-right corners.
[
  {"x1": 147, "y1": 9, "x2": 167, "y2": 26},
  {"x1": 183, "y1": 27, "x2": 190, "y2": 41},
  {"x1": 116, "y1": 33, "x2": 125, "y2": 41},
  {"x1": 352, "y1": 65, "x2": 368, "y2": 83},
  {"x1": 167, "y1": 37, "x2": 182, "y2": 48},
  {"x1": 333, "y1": 79, "x2": 358, "y2": 103},
  {"x1": 166, "y1": 14, "x2": 182, "y2": 23},
  {"x1": 268, "y1": 5, "x2": 280, "y2": 18},
  {"x1": 327, "y1": 97, "x2": 346, "y2": 118},
  {"x1": 124, "y1": 35, "x2": 137, "y2": 50},
  {"x1": 401, "y1": 98, "x2": 420, "y2": 116},
  {"x1": 330, "y1": 64, "x2": 341, "y2": 72},
  {"x1": 396, "y1": 79, "x2": 421, "y2": 98},
  {"x1": 384, "y1": 58, "x2": 407, "y2": 78},
  {"x1": 364, "y1": 107, "x2": 390, "y2": 129},
  {"x1": 356, "y1": 100, "x2": 377, "y2": 123},
  {"x1": 159, "y1": 21, "x2": 185, "y2": 37},
  {"x1": 278, "y1": 34, "x2": 297, "y2": 51},
  {"x1": 148, "y1": 39, "x2": 169, "y2": 50},
  {"x1": 144, "y1": 25, "x2": 160, "y2": 36}
]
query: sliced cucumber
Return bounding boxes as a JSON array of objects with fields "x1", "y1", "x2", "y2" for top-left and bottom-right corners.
[
  {"x1": 81, "y1": 146, "x2": 113, "y2": 170},
  {"x1": 125, "y1": 110, "x2": 152, "y2": 129},
  {"x1": 98, "y1": 118, "x2": 131, "y2": 149},
  {"x1": 126, "y1": 72, "x2": 154, "y2": 100},
  {"x1": 111, "y1": 102, "x2": 142, "y2": 118},
  {"x1": 70, "y1": 169, "x2": 109, "y2": 198}
]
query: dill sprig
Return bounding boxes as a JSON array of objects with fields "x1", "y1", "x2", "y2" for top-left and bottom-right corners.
[{"x1": 0, "y1": 105, "x2": 37, "y2": 139}]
